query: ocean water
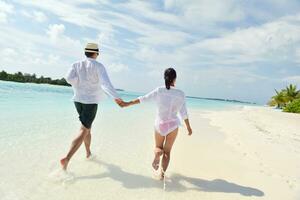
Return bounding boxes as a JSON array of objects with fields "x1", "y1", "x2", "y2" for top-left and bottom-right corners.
[{"x1": 0, "y1": 81, "x2": 245, "y2": 200}]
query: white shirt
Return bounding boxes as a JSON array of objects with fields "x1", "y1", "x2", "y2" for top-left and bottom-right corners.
[
  {"x1": 138, "y1": 86, "x2": 188, "y2": 136},
  {"x1": 65, "y1": 58, "x2": 119, "y2": 104}
]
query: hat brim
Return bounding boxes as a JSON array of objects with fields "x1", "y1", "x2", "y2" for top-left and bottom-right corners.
[{"x1": 85, "y1": 50, "x2": 99, "y2": 53}]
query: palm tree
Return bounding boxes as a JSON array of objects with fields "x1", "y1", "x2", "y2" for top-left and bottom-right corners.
[
  {"x1": 285, "y1": 84, "x2": 300, "y2": 102},
  {"x1": 267, "y1": 99, "x2": 277, "y2": 107},
  {"x1": 272, "y1": 89, "x2": 288, "y2": 108}
]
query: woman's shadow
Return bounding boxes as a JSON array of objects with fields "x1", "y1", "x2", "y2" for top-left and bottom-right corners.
[
  {"x1": 168, "y1": 173, "x2": 264, "y2": 196},
  {"x1": 74, "y1": 159, "x2": 264, "y2": 197}
]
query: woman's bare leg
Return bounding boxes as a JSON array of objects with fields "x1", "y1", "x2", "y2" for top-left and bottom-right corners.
[
  {"x1": 60, "y1": 126, "x2": 89, "y2": 170},
  {"x1": 152, "y1": 131, "x2": 165, "y2": 170},
  {"x1": 161, "y1": 128, "x2": 178, "y2": 177},
  {"x1": 84, "y1": 129, "x2": 91, "y2": 158}
]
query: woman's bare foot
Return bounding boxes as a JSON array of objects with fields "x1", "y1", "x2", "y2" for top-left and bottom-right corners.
[
  {"x1": 152, "y1": 148, "x2": 163, "y2": 170},
  {"x1": 60, "y1": 158, "x2": 69, "y2": 171},
  {"x1": 86, "y1": 151, "x2": 91, "y2": 159},
  {"x1": 159, "y1": 171, "x2": 165, "y2": 181}
]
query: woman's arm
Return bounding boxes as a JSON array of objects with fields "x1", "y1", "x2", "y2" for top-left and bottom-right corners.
[
  {"x1": 184, "y1": 118, "x2": 192, "y2": 136},
  {"x1": 124, "y1": 88, "x2": 159, "y2": 107},
  {"x1": 123, "y1": 99, "x2": 140, "y2": 107},
  {"x1": 179, "y1": 96, "x2": 192, "y2": 135}
]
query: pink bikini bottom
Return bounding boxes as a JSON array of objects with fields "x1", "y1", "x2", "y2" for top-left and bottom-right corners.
[{"x1": 155, "y1": 119, "x2": 179, "y2": 136}]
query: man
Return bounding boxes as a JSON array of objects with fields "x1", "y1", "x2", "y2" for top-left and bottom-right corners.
[{"x1": 60, "y1": 43, "x2": 124, "y2": 170}]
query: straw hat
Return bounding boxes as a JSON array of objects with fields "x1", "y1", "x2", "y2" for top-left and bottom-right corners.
[{"x1": 84, "y1": 43, "x2": 99, "y2": 53}]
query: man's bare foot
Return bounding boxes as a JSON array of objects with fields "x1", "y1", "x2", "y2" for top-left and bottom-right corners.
[
  {"x1": 152, "y1": 148, "x2": 163, "y2": 170},
  {"x1": 60, "y1": 158, "x2": 69, "y2": 171}
]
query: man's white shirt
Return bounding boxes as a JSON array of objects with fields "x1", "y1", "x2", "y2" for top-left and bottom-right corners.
[{"x1": 66, "y1": 58, "x2": 119, "y2": 104}]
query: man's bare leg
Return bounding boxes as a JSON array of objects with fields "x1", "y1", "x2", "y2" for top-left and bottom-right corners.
[
  {"x1": 84, "y1": 129, "x2": 91, "y2": 158},
  {"x1": 152, "y1": 131, "x2": 165, "y2": 170},
  {"x1": 161, "y1": 128, "x2": 178, "y2": 179},
  {"x1": 60, "y1": 126, "x2": 89, "y2": 170}
]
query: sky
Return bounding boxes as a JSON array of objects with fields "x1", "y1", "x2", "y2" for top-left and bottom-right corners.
[{"x1": 0, "y1": 0, "x2": 300, "y2": 104}]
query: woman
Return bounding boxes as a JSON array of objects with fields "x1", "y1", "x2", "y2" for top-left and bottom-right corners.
[{"x1": 123, "y1": 68, "x2": 193, "y2": 179}]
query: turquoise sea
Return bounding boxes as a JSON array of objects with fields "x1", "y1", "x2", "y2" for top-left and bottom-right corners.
[
  {"x1": 0, "y1": 80, "x2": 247, "y2": 200},
  {"x1": 0, "y1": 80, "x2": 245, "y2": 114}
]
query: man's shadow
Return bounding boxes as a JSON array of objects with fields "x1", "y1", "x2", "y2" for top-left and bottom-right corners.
[
  {"x1": 75, "y1": 159, "x2": 163, "y2": 189},
  {"x1": 74, "y1": 159, "x2": 264, "y2": 197}
]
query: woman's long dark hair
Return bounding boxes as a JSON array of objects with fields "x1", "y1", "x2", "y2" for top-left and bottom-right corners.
[{"x1": 164, "y1": 68, "x2": 177, "y2": 90}]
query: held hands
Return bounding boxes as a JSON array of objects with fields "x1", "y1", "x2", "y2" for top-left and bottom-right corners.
[
  {"x1": 114, "y1": 98, "x2": 131, "y2": 108},
  {"x1": 114, "y1": 98, "x2": 126, "y2": 108}
]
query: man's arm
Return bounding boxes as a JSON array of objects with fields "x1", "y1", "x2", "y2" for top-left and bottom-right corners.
[
  {"x1": 98, "y1": 65, "x2": 125, "y2": 107},
  {"x1": 65, "y1": 65, "x2": 78, "y2": 85},
  {"x1": 99, "y1": 65, "x2": 119, "y2": 99}
]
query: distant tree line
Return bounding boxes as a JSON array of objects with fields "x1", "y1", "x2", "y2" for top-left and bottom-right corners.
[{"x1": 0, "y1": 70, "x2": 70, "y2": 86}]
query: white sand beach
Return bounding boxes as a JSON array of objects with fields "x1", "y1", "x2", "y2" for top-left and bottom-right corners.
[
  {"x1": 170, "y1": 106, "x2": 300, "y2": 200},
  {"x1": 1, "y1": 103, "x2": 300, "y2": 200}
]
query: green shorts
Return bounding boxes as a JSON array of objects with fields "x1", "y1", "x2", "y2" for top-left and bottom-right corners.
[{"x1": 74, "y1": 102, "x2": 98, "y2": 129}]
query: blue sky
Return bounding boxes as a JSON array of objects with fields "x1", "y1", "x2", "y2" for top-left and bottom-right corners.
[{"x1": 0, "y1": 0, "x2": 300, "y2": 104}]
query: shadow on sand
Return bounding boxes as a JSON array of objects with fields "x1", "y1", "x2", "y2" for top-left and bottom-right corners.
[
  {"x1": 74, "y1": 159, "x2": 264, "y2": 197},
  {"x1": 168, "y1": 173, "x2": 264, "y2": 196}
]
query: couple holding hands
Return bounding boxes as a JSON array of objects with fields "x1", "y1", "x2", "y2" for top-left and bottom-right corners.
[{"x1": 60, "y1": 43, "x2": 192, "y2": 179}]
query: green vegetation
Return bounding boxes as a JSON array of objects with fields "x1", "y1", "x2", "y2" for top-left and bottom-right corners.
[
  {"x1": 283, "y1": 99, "x2": 300, "y2": 113},
  {"x1": 268, "y1": 84, "x2": 300, "y2": 113},
  {"x1": 0, "y1": 70, "x2": 70, "y2": 86}
]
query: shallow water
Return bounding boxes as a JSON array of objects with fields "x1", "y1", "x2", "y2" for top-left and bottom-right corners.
[{"x1": 0, "y1": 80, "x2": 246, "y2": 200}]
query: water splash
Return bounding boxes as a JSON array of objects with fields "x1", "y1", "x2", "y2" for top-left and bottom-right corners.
[{"x1": 47, "y1": 168, "x2": 75, "y2": 185}]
